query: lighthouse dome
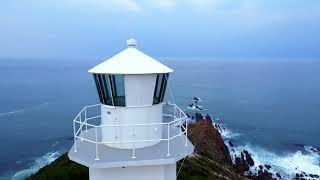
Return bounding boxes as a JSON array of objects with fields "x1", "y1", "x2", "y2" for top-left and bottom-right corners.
[{"x1": 88, "y1": 39, "x2": 173, "y2": 75}]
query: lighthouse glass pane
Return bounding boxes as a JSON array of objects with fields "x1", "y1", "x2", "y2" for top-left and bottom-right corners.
[
  {"x1": 153, "y1": 73, "x2": 169, "y2": 104},
  {"x1": 160, "y1": 74, "x2": 169, "y2": 102},
  {"x1": 92, "y1": 74, "x2": 115, "y2": 106},
  {"x1": 101, "y1": 75, "x2": 113, "y2": 105},
  {"x1": 93, "y1": 74, "x2": 104, "y2": 103},
  {"x1": 110, "y1": 75, "x2": 126, "y2": 106},
  {"x1": 154, "y1": 74, "x2": 163, "y2": 103}
]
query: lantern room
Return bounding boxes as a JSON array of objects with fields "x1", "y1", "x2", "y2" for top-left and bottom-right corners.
[{"x1": 88, "y1": 38, "x2": 173, "y2": 149}]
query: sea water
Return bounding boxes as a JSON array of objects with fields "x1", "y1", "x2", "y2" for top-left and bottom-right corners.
[{"x1": 0, "y1": 58, "x2": 319, "y2": 179}]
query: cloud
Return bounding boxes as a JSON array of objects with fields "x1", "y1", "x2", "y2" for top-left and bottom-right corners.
[
  {"x1": 62, "y1": 0, "x2": 177, "y2": 12},
  {"x1": 56, "y1": 0, "x2": 142, "y2": 12},
  {"x1": 152, "y1": 0, "x2": 176, "y2": 9},
  {"x1": 189, "y1": 0, "x2": 222, "y2": 8}
]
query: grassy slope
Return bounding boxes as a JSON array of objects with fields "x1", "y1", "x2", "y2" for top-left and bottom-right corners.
[{"x1": 28, "y1": 153, "x2": 88, "y2": 180}]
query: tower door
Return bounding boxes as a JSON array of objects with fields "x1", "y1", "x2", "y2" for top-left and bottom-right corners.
[{"x1": 106, "y1": 111, "x2": 117, "y2": 140}]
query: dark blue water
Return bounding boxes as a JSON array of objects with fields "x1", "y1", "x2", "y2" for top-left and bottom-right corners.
[
  {"x1": 0, "y1": 59, "x2": 319, "y2": 179},
  {"x1": 169, "y1": 60, "x2": 320, "y2": 151}
]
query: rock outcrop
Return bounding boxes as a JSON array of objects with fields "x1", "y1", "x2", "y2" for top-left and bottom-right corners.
[
  {"x1": 177, "y1": 115, "x2": 248, "y2": 180},
  {"x1": 232, "y1": 150, "x2": 255, "y2": 176}
]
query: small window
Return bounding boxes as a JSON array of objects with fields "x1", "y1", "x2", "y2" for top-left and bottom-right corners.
[
  {"x1": 153, "y1": 73, "x2": 169, "y2": 104},
  {"x1": 109, "y1": 75, "x2": 126, "y2": 106},
  {"x1": 93, "y1": 74, "x2": 126, "y2": 106},
  {"x1": 101, "y1": 75, "x2": 113, "y2": 105},
  {"x1": 93, "y1": 74, "x2": 104, "y2": 103}
]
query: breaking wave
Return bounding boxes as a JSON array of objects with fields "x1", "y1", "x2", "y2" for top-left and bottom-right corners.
[
  {"x1": 229, "y1": 143, "x2": 320, "y2": 179},
  {"x1": 0, "y1": 102, "x2": 49, "y2": 117},
  {"x1": 11, "y1": 151, "x2": 62, "y2": 180},
  {"x1": 219, "y1": 127, "x2": 241, "y2": 139},
  {"x1": 0, "y1": 110, "x2": 25, "y2": 117},
  {"x1": 221, "y1": 126, "x2": 320, "y2": 179}
]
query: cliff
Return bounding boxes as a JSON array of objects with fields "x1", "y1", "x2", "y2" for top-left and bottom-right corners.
[{"x1": 28, "y1": 115, "x2": 247, "y2": 180}]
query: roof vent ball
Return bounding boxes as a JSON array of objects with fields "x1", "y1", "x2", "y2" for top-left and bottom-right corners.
[{"x1": 127, "y1": 38, "x2": 137, "y2": 48}]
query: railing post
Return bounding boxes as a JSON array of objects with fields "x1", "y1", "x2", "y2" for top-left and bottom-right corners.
[
  {"x1": 167, "y1": 124, "x2": 170, "y2": 156},
  {"x1": 179, "y1": 118, "x2": 182, "y2": 136},
  {"x1": 73, "y1": 120, "x2": 77, "y2": 152},
  {"x1": 95, "y1": 127, "x2": 100, "y2": 160},
  {"x1": 79, "y1": 113, "x2": 83, "y2": 141},
  {"x1": 132, "y1": 128, "x2": 136, "y2": 159},
  {"x1": 84, "y1": 108, "x2": 88, "y2": 133},
  {"x1": 185, "y1": 118, "x2": 188, "y2": 147}
]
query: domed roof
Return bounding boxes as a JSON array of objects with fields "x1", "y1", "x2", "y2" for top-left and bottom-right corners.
[{"x1": 88, "y1": 39, "x2": 173, "y2": 75}]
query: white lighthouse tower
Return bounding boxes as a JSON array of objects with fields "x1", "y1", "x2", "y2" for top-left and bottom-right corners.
[{"x1": 68, "y1": 38, "x2": 194, "y2": 180}]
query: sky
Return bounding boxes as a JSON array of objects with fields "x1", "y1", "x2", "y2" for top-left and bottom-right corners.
[{"x1": 1, "y1": 0, "x2": 320, "y2": 60}]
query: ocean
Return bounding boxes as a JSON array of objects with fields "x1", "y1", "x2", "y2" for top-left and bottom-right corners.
[{"x1": 0, "y1": 58, "x2": 319, "y2": 179}]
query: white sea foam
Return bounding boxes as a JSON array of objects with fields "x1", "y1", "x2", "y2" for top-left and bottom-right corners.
[
  {"x1": 226, "y1": 136, "x2": 320, "y2": 179},
  {"x1": 305, "y1": 145, "x2": 319, "y2": 154},
  {"x1": 210, "y1": 117, "x2": 320, "y2": 178},
  {"x1": 220, "y1": 127, "x2": 241, "y2": 139},
  {"x1": 187, "y1": 106, "x2": 206, "y2": 111},
  {"x1": 0, "y1": 110, "x2": 25, "y2": 117},
  {"x1": 213, "y1": 123, "x2": 241, "y2": 139},
  {"x1": 0, "y1": 102, "x2": 49, "y2": 118},
  {"x1": 11, "y1": 151, "x2": 62, "y2": 180}
]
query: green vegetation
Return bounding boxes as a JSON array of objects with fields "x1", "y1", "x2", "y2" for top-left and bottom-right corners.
[{"x1": 28, "y1": 153, "x2": 88, "y2": 180}]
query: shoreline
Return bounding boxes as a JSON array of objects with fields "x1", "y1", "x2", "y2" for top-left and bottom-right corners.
[{"x1": 210, "y1": 114, "x2": 320, "y2": 179}]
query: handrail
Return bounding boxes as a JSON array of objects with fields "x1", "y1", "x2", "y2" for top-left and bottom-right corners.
[
  {"x1": 74, "y1": 116, "x2": 185, "y2": 128},
  {"x1": 74, "y1": 130, "x2": 185, "y2": 145},
  {"x1": 72, "y1": 103, "x2": 189, "y2": 160}
]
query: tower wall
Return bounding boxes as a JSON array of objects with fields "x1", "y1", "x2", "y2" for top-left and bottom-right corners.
[
  {"x1": 100, "y1": 74, "x2": 163, "y2": 149},
  {"x1": 124, "y1": 74, "x2": 157, "y2": 106},
  {"x1": 89, "y1": 164, "x2": 176, "y2": 180},
  {"x1": 101, "y1": 103, "x2": 163, "y2": 149}
]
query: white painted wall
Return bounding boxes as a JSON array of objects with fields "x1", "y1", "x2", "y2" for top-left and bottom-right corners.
[
  {"x1": 124, "y1": 74, "x2": 157, "y2": 106},
  {"x1": 101, "y1": 103, "x2": 163, "y2": 149},
  {"x1": 89, "y1": 164, "x2": 176, "y2": 180},
  {"x1": 100, "y1": 74, "x2": 165, "y2": 149}
]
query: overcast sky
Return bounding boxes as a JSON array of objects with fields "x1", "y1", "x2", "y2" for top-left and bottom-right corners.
[{"x1": 1, "y1": 0, "x2": 320, "y2": 60}]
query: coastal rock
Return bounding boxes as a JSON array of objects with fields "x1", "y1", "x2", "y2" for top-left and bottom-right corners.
[
  {"x1": 256, "y1": 170, "x2": 273, "y2": 180},
  {"x1": 217, "y1": 124, "x2": 223, "y2": 132},
  {"x1": 295, "y1": 173, "x2": 304, "y2": 179},
  {"x1": 195, "y1": 112, "x2": 203, "y2": 121},
  {"x1": 309, "y1": 174, "x2": 319, "y2": 178},
  {"x1": 235, "y1": 159, "x2": 249, "y2": 174},
  {"x1": 241, "y1": 152, "x2": 250, "y2": 171},
  {"x1": 233, "y1": 150, "x2": 255, "y2": 175},
  {"x1": 234, "y1": 152, "x2": 250, "y2": 174},
  {"x1": 229, "y1": 140, "x2": 234, "y2": 147},
  {"x1": 243, "y1": 150, "x2": 254, "y2": 167},
  {"x1": 205, "y1": 114, "x2": 212, "y2": 122},
  {"x1": 276, "y1": 172, "x2": 281, "y2": 179},
  {"x1": 235, "y1": 157, "x2": 245, "y2": 173},
  {"x1": 187, "y1": 118, "x2": 232, "y2": 164},
  {"x1": 177, "y1": 115, "x2": 246, "y2": 179},
  {"x1": 264, "y1": 164, "x2": 271, "y2": 170}
]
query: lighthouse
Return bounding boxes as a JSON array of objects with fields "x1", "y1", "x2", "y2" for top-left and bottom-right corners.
[{"x1": 68, "y1": 38, "x2": 194, "y2": 180}]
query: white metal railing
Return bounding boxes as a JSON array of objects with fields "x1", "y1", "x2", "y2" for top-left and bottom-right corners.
[{"x1": 72, "y1": 103, "x2": 189, "y2": 161}]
